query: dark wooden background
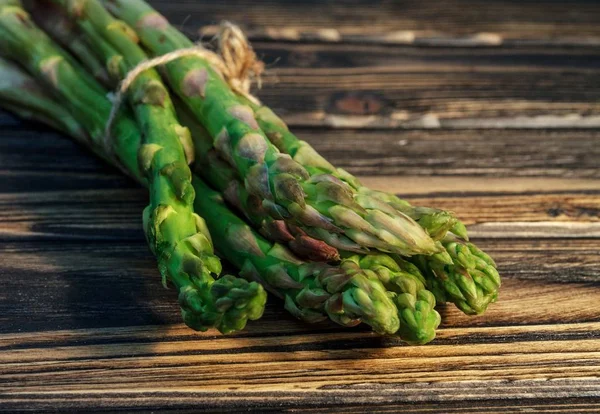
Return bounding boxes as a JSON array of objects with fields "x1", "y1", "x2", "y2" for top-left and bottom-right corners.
[{"x1": 1, "y1": 1, "x2": 600, "y2": 412}]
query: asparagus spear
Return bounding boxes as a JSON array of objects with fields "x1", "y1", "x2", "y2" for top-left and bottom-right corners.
[
  {"x1": 178, "y1": 107, "x2": 440, "y2": 343},
  {"x1": 232, "y1": 55, "x2": 499, "y2": 315},
  {"x1": 97, "y1": 3, "x2": 498, "y2": 314},
  {"x1": 0, "y1": 3, "x2": 267, "y2": 333},
  {"x1": 261, "y1": 107, "x2": 501, "y2": 314},
  {"x1": 346, "y1": 254, "x2": 440, "y2": 344},
  {"x1": 23, "y1": 0, "x2": 111, "y2": 87},
  {"x1": 23, "y1": 0, "x2": 349, "y2": 263},
  {"x1": 102, "y1": 0, "x2": 441, "y2": 257},
  {"x1": 0, "y1": 58, "x2": 88, "y2": 139},
  {"x1": 0, "y1": 55, "x2": 401, "y2": 337}
]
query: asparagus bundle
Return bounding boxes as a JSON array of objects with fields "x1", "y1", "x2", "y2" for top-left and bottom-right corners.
[
  {"x1": 258, "y1": 101, "x2": 500, "y2": 315},
  {"x1": 178, "y1": 109, "x2": 440, "y2": 343},
  {"x1": 0, "y1": 58, "x2": 437, "y2": 342},
  {"x1": 55, "y1": 0, "x2": 494, "y2": 325},
  {"x1": 31, "y1": 0, "x2": 473, "y2": 328},
  {"x1": 0, "y1": 2, "x2": 267, "y2": 334},
  {"x1": 217, "y1": 32, "x2": 500, "y2": 315},
  {"x1": 100, "y1": 0, "x2": 500, "y2": 315},
  {"x1": 0, "y1": 21, "x2": 402, "y2": 337},
  {"x1": 1, "y1": 0, "x2": 501, "y2": 342},
  {"x1": 101, "y1": 0, "x2": 444, "y2": 258}
]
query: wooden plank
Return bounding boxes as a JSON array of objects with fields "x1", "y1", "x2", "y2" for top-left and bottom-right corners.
[
  {"x1": 1, "y1": 125, "x2": 599, "y2": 185},
  {"x1": 5, "y1": 43, "x2": 600, "y2": 129},
  {"x1": 2, "y1": 187, "x2": 600, "y2": 240},
  {"x1": 0, "y1": 238, "x2": 598, "y2": 333},
  {"x1": 146, "y1": 0, "x2": 600, "y2": 46},
  {"x1": 362, "y1": 177, "x2": 600, "y2": 195},
  {"x1": 248, "y1": 44, "x2": 600, "y2": 127},
  {"x1": 293, "y1": 129, "x2": 600, "y2": 178},
  {"x1": 1, "y1": 321, "x2": 600, "y2": 411},
  {"x1": 253, "y1": 42, "x2": 600, "y2": 72},
  {"x1": 256, "y1": 71, "x2": 600, "y2": 129},
  {"x1": 1, "y1": 126, "x2": 599, "y2": 241}
]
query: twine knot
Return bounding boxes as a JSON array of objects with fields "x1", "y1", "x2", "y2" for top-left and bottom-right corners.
[{"x1": 105, "y1": 21, "x2": 263, "y2": 141}]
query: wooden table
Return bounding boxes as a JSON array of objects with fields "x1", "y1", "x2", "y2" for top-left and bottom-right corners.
[{"x1": 1, "y1": 1, "x2": 599, "y2": 412}]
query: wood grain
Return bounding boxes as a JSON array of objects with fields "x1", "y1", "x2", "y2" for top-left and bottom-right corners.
[
  {"x1": 1, "y1": 321, "x2": 600, "y2": 411},
  {"x1": 249, "y1": 43, "x2": 600, "y2": 127},
  {"x1": 1, "y1": 122, "x2": 598, "y2": 410},
  {"x1": 257, "y1": 70, "x2": 600, "y2": 128},
  {"x1": 2, "y1": 187, "x2": 600, "y2": 240},
  {"x1": 2, "y1": 122, "x2": 599, "y2": 181},
  {"x1": 0, "y1": 238, "x2": 598, "y2": 332},
  {"x1": 1, "y1": 1, "x2": 600, "y2": 411},
  {"x1": 148, "y1": 0, "x2": 600, "y2": 46}
]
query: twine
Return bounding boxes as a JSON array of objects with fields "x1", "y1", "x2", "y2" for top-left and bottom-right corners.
[{"x1": 104, "y1": 21, "x2": 264, "y2": 141}]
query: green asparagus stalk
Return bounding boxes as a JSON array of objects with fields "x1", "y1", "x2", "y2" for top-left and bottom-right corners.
[
  {"x1": 178, "y1": 106, "x2": 439, "y2": 343},
  {"x1": 0, "y1": 55, "x2": 401, "y2": 337},
  {"x1": 192, "y1": 179, "x2": 401, "y2": 335},
  {"x1": 223, "y1": 37, "x2": 499, "y2": 315},
  {"x1": 22, "y1": 1, "x2": 347, "y2": 263},
  {"x1": 0, "y1": 57, "x2": 88, "y2": 139},
  {"x1": 102, "y1": 0, "x2": 441, "y2": 258},
  {"x1": 0, "y1": 3, "x2": 266, "y2": 333},
  {"x1": 23, "y1": 0, "x2": 111, "y2": 87},
  {"x1": 261, "y1": 107, "x2": 501, "y2": 313}
]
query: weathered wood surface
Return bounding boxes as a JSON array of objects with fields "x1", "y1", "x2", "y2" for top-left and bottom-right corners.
[
  {"x1": 1, "y1": 0, "x2": 599, "y2": 412},
  {"x1": 252, "y1": 44, "x2": 600, "y2": 128},
  {"x1": 158, "y1": 0, "x2": 600, "y2": 46}
]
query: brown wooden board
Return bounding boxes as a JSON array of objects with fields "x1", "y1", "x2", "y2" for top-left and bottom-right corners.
[
  {"x1": 153, "y1": 0, "x2": 600, "y2": 46},
  {"x1": 1, "y1": 0, "x2": 599, "y2": 411}
]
